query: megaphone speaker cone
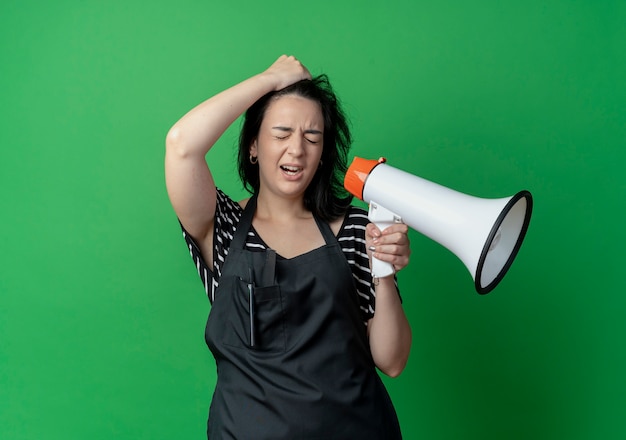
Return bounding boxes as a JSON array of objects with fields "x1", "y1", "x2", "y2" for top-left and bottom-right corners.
[{"x1": 476, "y1": 190, "x2": 532, "y2": 294}]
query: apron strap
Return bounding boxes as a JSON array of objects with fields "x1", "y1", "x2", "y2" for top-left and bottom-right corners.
[
  {"x1": 233, "y1": 193, "x2": 339, "y2": 248},
  {"x1": 231, "y1": 193, "x2": 338, "y2": 286},
  {"x1": 232, "y1": 194, "x2": 277, "y2": 285},
  {"x1": 314, "y1": 213, "x2": 339, "y2": 245},
  {"x1": 231, "y1": 193, "x2": 258, "y2": 251}
]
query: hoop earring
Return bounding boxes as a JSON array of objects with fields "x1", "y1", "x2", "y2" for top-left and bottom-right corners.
[{"x1": 249, "y1": 155, "x2": 258, "y2": 165}]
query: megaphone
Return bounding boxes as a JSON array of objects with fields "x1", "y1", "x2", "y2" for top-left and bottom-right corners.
[{"x1": 344, "y1": 157, "x2": 533, "y2": 294}]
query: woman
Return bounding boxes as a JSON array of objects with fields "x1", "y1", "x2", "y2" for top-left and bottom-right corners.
[{"x1": 165, "y1": 55, "x2": 412, "y2": 439}]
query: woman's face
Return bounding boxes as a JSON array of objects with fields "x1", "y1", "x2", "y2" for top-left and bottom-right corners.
[{"x1": 251, "y1": 94, "x2": 324, "y2": 200}]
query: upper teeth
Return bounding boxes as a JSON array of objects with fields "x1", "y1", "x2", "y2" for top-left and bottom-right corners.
[{"x1": 282, "y1": 166, "x2": 301, "y2": 172}]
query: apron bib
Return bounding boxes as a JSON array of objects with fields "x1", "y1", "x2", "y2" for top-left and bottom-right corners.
[{"x1": 205, "y1": 195, "x2": 401, "y2": 439}]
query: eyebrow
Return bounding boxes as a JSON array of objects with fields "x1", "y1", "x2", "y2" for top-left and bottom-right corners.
[{"x1": 272, "y1": 126, "x2": 323, "y2": 135}]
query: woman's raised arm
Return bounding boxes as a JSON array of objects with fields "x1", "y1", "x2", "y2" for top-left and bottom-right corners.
[{"x1": 164, "y1": 56, "x2": 311, "y2": 264}]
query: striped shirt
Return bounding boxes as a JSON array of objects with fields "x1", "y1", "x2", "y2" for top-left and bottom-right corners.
[{"x1": 181, "y1": 188, "x2": 379, "y2": 324}]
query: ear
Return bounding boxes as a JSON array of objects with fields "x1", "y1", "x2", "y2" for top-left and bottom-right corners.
[{"x1": 249, "y1": 139, "x2": 258, "y2": 157}]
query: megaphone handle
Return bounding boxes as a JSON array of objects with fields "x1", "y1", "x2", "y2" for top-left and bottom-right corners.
[
  {"x1": 368, "y1": 202, "x2": 403, "y2": 279},
  {"x1": 371, "y1": 251, "x2": 395, "y2": 278}
]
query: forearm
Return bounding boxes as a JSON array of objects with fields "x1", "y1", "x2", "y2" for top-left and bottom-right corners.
[
  {"x1": 166, "y1": 73, "x2": 276, "y2": 158},
  {"x1": 166, "y1": 55, "x2": 311, "y2": 159},
  {"x1": 368, "y1": 276, "x2": 412, "y2": 378}
]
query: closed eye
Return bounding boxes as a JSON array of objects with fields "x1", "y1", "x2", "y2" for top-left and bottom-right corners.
[
  {"x1": 304, "y1": 129, "x2": 322, "y2": 144},
  {"x1": 271, "y1": 127, "x2": 322, "y2": 143}
]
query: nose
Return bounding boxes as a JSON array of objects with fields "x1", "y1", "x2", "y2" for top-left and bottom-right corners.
[{"x1": 287, "y1": 134, "x2": 305, "y2": 157}]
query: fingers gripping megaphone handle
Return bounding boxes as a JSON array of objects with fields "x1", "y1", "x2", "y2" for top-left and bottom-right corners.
[{"x1": 368, "y1": 201, "x2": 403, "y2": 279}]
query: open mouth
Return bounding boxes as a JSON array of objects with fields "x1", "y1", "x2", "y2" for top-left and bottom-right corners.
[{"x1": 280, "y1": 165, "x2": 303, "y2": 176}]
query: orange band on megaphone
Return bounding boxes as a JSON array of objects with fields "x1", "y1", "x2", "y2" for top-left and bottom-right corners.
[{"x1": 343, "y1": 156, "x2": 386, "y2": 200}]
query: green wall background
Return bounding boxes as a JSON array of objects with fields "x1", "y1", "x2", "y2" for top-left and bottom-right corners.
[{"x1": 2, "y1": 0, "x2": 625, "y2": 438}]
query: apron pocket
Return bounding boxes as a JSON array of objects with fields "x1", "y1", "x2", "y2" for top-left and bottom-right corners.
[
  {"x1": 222, "y1": 279, "x2": 287, "y2": 353},
  {"x1": 254, "y1": 285, "x2": 287, "y2": 352}
]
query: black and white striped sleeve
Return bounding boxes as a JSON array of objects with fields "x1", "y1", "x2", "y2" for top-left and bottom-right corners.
[
  {"x1": 337, "y1": 207, "x2": 377, "y2": 322},
  {"x1": 180, "y1": 188, "x2": 243, "y2": 304},
  {"x1": 338, "y1": 206, "x2": 401, "y2": 324}
]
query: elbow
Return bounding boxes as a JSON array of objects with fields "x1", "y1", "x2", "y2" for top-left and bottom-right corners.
[
  {"x1": 386, "y1": 366, "x2": 406, "y2": 379},
  {"x1": 374, "y1": 344, "x2": 410, "y2": 378},
  {"x1": 165, "y1": 125, "x2": 191, "y2": 159},
  {"x1": 379, "y1": 356, "x2": 409, "y2": 378},
  {"x1": 373, "y1": 330, "x2": 412, "y2": 378}
]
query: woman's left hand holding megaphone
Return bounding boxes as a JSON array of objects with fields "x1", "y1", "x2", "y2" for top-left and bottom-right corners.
[
  {"x1": 365, "y1": 221, "x2": 412, "y2": 377},
  {"x1": 366, "y1": 222, "x2": 411, "y2": 279}
]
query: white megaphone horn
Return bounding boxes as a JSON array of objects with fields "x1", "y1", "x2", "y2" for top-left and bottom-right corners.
[{"x1": 344, "y1": 157, "x2": 533, "y2": 294}]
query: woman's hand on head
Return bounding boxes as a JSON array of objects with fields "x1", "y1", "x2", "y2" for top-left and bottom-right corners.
[
  {"x1": 263, "y1": 55, "x2": 312, "y2": 91},
  {"x1": 366, "y1": 223, "x2": 411, "y2": 273}
]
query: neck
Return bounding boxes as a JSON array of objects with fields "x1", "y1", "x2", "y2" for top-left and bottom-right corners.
[{"x1": 254, "y1": 189, "x2": 311, "y2": 221}]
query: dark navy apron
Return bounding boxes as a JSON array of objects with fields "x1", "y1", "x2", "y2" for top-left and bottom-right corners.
[{"x1": 205, "y1": 195, "x2": 402, "y2": 439}]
